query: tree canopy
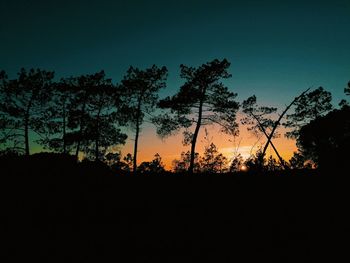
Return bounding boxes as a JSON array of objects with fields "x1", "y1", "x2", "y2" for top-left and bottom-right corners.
[
  {"x1": 297, "y1": 105, "x2": 350, "y2": 169},
  {"x1": 153, "y1": 59, "x2": 239, "y2": 174},
  {"x1": 0, "y1": 68, "x2": 54, "y2": 155},
  {"x1": 284, "y1": 87, "x2": 333, "y2": 139},
  {"x1": 120, "y1": 65, "x2": 168, "y2": 173},
  {"x1": 0, "y1": 65, "x2": 348, "y2": 175}
]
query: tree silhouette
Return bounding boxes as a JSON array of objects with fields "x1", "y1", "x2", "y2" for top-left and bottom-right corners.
[
  {"x1": 198, "y1": 129, "x2": 228, "y2": 173},
  {"x1": 0, "y1": 68, "x2": 54, "y2": 155},
  {"x1": 200, "y1": 142, "x2": 228, "y2": 173},
  {"x1": 266, "y1": 155, "x2": 282, "y2": 171},
  {"x1": 83, "y1": 74, "x2": 127, "y2": 161},
  {"x1": 339, "y1": 81, "x2": 350, "y2": 108},
  {"x1": 64, "y1": 74, "x2": 91, "y2": 158},
  {"x1": 64, "y1": 71, "x2": 127, "y2": 160},
  {"x1": 123, "y1": 153, "x2": 134, "y2": 171},
  {"x1": 105, "y1": 152, "x2": 133, "y2": 173},
  {"x1": 137, "y1": 153, "x2": 165, "y2": 174},
  {"x1": 244, "y1": 88, "x2": 311, "y2": 170},
  {"x1": 284, "y1": 87, "x2": 332, "y2": 139},
  {"x1": 0, "y1": 117, "x2": 9, "y2": 146},
  {"x1": 297, "y1": 105, "x2": 350, "y2": 169},
  {"x1": 244, "y1": 148, "x2": 266, "y2": 172},
  {"x1": 105, "y1": 151, "x2": 122, "y2": 166},
  {"x1": 288, "y1": 151, "x2": 311, "y2": 169},
  {"x1": 120, "y1": 65, "x2": 168, "y2": 174},
  {"x1": 0, "y1": 72, "x2": 14, "y2": 149},
  {"x1": 229, "y1": 153, "x2": 244, "y2": 172},
  {"x1": 241, "y1": 95, "x2": 288, "y2": 168},
  {"x1": 345, "y1": 81, "x2": 350, "y2": 96},
  {"x1": 172, "y1": 151, "x2": 200, "y2": 173},
  {"x1": 37, "y1": 78, "x2": 74, "y2": 154},
  {"x1": 153, "y1": 59, "x2": 239, "y2": 174}
]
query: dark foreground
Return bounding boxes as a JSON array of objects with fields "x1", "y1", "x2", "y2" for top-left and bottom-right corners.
[{"x1": 2, "y1": 154, "x2": 349, "y2": 262}]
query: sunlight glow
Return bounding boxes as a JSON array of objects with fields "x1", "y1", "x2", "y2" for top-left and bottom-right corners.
[
  {"x1": 221, "y1": 146, "x2": 252, "y2": 160},
  {"x1": 240, "y1": 165, "x2": 247, "y2": 171}
]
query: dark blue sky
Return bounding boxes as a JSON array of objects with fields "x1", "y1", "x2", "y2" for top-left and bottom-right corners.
[{"x1": 1, "y1": 0, "x2": 349, "y2": 106}]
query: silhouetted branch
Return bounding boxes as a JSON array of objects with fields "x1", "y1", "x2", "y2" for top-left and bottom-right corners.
[{"x1": 261, "y1": 88, "x2": 311, "y2": 160}]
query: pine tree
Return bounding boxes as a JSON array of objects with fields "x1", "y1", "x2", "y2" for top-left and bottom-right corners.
[{"x1": 153, "y1": 59, "x2": 239, "y2": 174}]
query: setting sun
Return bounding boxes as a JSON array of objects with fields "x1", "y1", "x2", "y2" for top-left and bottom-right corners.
[{"x1": 240, "y1": 165, "x2": 247, "y2": 171}]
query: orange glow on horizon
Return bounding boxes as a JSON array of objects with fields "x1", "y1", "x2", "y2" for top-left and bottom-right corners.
[
  {"x1": 121, "y1": 124, "x2": 297, "y2": 170},
  {"x1": 240, "y1": 165, "x2": 247, "y2": 171}
]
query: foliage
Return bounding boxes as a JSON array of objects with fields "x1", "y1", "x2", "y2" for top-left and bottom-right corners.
[
  {"x1": 199, "y1": 142, "x2": 228, "y2": 173},
  {"x1": 288, "y1": 151, "x2": 312, "y2": 169},
  {"x1": 297, "y1": 106, "x2": 350, "y2": 169},
  {"x1": 120, "y1": 65, "x2": 168, "y2": 173},
  {"x1": 65, "y1": 71, "x2": 127, "y2": 160},
  {"x1": 244, "y1": 149, "x2": 266, "y2": 172},
  {"x1": 345, "y1": 81, "x2": 350, "y2": 96},
  {"x1": 137, "y1": 153, "x2": 165, "y2": 174},
  {"x1": 1, "y1": 65, "x2": 348, "y2": 176},
  {"x1": 241, "y1": 94, "x2": 290, "y2": 167},
  {"x1": 284, "y1": 87, "x2": 332, "y2": 139},
  {"x1": 241, "y1": 95, "x2": 277, "y2": 138},
  {"x1": 0, "y1": 68, "x2": 54, "y2": 155},
  {"x1": 172, "y1": 151, "x2": 200, "y2": 173},
  {"x1": 266, "y1": 155, "x2": 282, "y2": 171},
  {"x1": 106, "y1": 152, "x2": 133, "y2": 173},
  {"x1": 339, "y1": 81, "x2": 350, "y2": 108},
  {"x1": 229, "y1": 153, "x2": 244, "y2": 172},
  {"x1": 154, "y1": 59, "x2": 239, "y2": 173},
  {"x1": 37, "y1": 78, "x2": 75, "y2": 154}
]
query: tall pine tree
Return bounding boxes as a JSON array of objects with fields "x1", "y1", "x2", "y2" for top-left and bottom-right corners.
[{"x1": 153, "y1": 59, "x2": 239, "y2": 174}]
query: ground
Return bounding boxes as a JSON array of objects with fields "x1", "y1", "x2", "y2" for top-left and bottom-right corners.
[{"x1": 2, "y1": 155, "x2": 348, "y2": 262}]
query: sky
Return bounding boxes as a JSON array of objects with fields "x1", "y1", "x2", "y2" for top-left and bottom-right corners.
[{"x1": 1, "y1": 0, "x2": 349, "y2": 168}]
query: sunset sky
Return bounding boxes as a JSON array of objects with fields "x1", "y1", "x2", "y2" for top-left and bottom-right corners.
[{"x1": 1, "y1": 0, "x2": 349, "y2": 168}]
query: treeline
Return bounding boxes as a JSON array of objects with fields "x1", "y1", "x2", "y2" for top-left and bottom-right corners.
[{"x1": 1, "y1": 59, "x2": 349, "y2": 174}]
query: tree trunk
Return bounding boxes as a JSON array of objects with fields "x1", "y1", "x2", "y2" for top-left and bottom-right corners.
[
  {"x1": 24, "y1": 98, "x2": 33, "y2": 156},
  {"x1": 24, "y1": 115, "x2": 30, "y2": 156},
  {"x1": 75, "y1": 140, "x2": 80, "y2": 160},
  {"x1": 133, "y1": 101, "x2": 141, "y2": 174},
  {"x1": 62, "y1": 102, "x2": 66, "y2": 154},
  {"x1": 75, "y1": 97, "x2": 87, "y2": 160},
  {"x1": 261, "y1": 88, "x2": 310, "y2": 163},
  {"x1": 75, "y1": 136, "x2": 81, "y2": 159},
  {"x1": 189, "y1": 98, "x2": 204, "y2": 174},
  {"x1": 251, "y1": 113, "x2": 288, "y2": 169},
  {"x1": 95, "y1": 106, "x2": 102, "y2": 161},
  {"x1": 95, "y1": 132, "x2": 99, "y2": 161}
]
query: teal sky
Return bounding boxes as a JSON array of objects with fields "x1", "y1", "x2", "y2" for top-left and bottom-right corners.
[
  {"x1": 1, "y1": 0, "x2": 350, "y2": 160},
  {"x1": 1, "y1": 0, "x2": 349, "y2": 104}
]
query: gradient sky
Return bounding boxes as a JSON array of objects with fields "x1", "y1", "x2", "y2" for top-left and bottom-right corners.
[{"x1": 1, "y1": 0, "x2": 349, "y2": 168}]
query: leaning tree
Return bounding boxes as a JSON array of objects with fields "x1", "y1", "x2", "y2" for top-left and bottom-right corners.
[
  {"x1": 241, "y1": 88, "x2": 312, "y2": 170},
  {"x1": 241, "y1": 95, "x2": 287, "y2": 168},
  {"x1": 153, "y1": 59, "x2": 239, "y2": 174}
]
